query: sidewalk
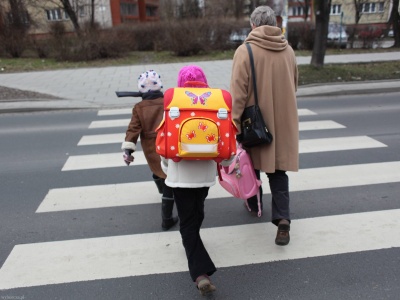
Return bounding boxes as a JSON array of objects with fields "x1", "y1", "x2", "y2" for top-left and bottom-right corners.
[{"x1": 0, "y1": 51, "x2": 399, "y2": 113}]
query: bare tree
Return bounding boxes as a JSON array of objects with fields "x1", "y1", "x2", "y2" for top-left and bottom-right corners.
[
  {"x1": 353, "y1": 0, "x2": 364, "y2": 25},
  {"x1": 59, "y1": 0, "x2": 80, "y2": 34},
  {"x1": 90, "y1": 0, "x2": 94, "y2": 27},
  {"x1": 233, "y1": 0, "x2": 245, "y2": 19},
  {"x1": 203, "y1": 0, "x2": 243, "y2": 18},
  {"x1": 25, "y1": 0, "x2": 94, "y2": 35},
  {"x1": 311, "y1": 0, "x2": 331, "y2": 67},
  {"x1": 389, "y1": 0, "x2": 400, "y2": 47},
  {"x1": 293, "y1": 0, "x2": 312, "y2": 21},
  {"x1": 345, "y1": 0, "x2": 366, "y2": 48},
  {"x1": 0, "y1": 0, "x2": 30, "y2": 57}
]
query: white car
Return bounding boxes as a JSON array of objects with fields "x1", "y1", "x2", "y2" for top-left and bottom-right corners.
[
  {"x1": 327, "y1": 23, "x2": 348, "y2": 49},
  {"x1": 229, "y1": 28, "x2": 251, "y2": 46}
]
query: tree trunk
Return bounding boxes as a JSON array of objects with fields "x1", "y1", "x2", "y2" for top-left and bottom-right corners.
[
  {"x1": 311, "y1": 0, "x2": 331, "y2": 67},
  {"x1": 8, "y1": 0, "x2": 26, "y2": 30},
  {"x1": 234, "y1": 0, "x2": 244, "y2": 20},
  {"x1": 90, "y1": 0, "x2": 95, "y2": 27},
  {"x1": 60, "y1": 0, "x2": 81, "y2": 36},
  {"x1": 303, "y1": 0, "x2": 310, "y2": 21},
  {"x1": 390, "y1": 0, "x2": 400, "y2": 47}
]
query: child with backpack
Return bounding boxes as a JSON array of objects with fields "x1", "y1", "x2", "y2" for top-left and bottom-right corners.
[
  {"x1": 160, "y1": 65, "x2": 231, "y2": 296},
  {"x1": 121, "y1": 70, "x2": 178, "y2": 231}
]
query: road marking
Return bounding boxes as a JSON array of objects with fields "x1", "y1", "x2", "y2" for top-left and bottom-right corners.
[
  {"x1": 89, "y1": 111, "x2": 321, "y2": 129},
  {"x1": 79, "y1": 111, "x2": 320, "y2": 146},
  {"x1": 299, "y1": 120, "x2": 345, "y2": 131},
  {"x1": 297, "y1": 109, "x2": 317, "y2": 116},
  {"x1": 78, "y1": 133, "x2": 125, "y2": 146},
  {"x1": 299, "y1": 136, "x2": 386, "y2": 153},
  {"x1": 40, "y1": 161, "x2": 400, "y2": 212},
  {"x1": 62, "y1": 152, "x2": 126, "y2": 170},
  {"x1": 96, "y1": 108, "x2": 316, "y2": 117},
  {"x1": 98, "y1": 108, "x2": 132, "y2": 116},
  {"x1": 1, "y1": 209, "x2": 399, "y2": 290},
  {"x1": 62, "y1": 135, "x2": 385, "y2": 171},
  {"x1": 89, "y1": 119, "x2": 130, "y2": 129}
]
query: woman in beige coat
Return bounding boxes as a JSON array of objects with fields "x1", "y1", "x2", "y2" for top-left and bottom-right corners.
[{"x1": 230, "y1": 6, "x2": 299, "y2": 246}]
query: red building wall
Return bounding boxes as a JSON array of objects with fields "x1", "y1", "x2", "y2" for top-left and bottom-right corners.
[{"x1": 110, "y1": 0, "x2": 158, "y2": 26}]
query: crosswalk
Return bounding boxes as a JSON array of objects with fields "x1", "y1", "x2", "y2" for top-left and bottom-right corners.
[{"x1": 0, "y1": 105, "x2": 399, "y2": 291}]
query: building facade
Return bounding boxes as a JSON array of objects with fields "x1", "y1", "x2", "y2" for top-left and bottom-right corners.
[
  {"x1": 0, "y1": 0, "x2": 160, "y2": 36},
  {"x1": 0, "y1": 0, "x2": 393, "y2": 37},
  {"x1": 287, "y1": 0, "x2": 392, "y2": 26}
]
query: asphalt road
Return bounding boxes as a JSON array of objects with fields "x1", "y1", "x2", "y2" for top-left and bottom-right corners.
[{"x1": 0, "y1": 92, "x2": 400, "y2": 299}]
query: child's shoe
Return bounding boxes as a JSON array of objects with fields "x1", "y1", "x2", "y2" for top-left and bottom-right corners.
[{"x1": 195, "y1": 275, "x2": 216, "y2": 296}]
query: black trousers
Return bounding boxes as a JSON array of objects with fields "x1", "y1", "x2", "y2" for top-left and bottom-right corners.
[
  {"x1": 172, "y1": 187, "x2": 216, "y2": 282},
  {"x1": 247, "y1": 170, "x2": 290, "y2": 226}
]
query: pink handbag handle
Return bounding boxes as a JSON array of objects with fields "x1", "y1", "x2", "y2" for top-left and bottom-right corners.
[{"x1": 217, "y1": 143, "x2": 244, "y2": 178}]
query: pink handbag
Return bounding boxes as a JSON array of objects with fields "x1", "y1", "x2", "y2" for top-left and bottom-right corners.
[{"x1": 218, "y1": 144, "x2": 263, "y2": 217}]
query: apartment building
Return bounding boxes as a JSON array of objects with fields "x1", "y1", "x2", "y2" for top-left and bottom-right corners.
[
  {"x1": 1, "y1": 0, "x2": 393, "y2": 37},
  {"x1": 0, "y1": 0, "x2": 160, "y2": 36},
  {"x1": 288, "y1": 0, "x2": 392, "y2": 26}
]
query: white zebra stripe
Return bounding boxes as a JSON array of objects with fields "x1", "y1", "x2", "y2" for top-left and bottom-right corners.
[
  {"x1": 80, "y1": 110, "x2": 319, "y2": 146},
  {"x1": 78, "y1": 133, "x2": 125, "y2": 146},
  {"x1": 97, "y1": 108, "x2": 132, "y2": 116},
  {"x1": 62, "y1": 136, "x2": 385, "y2": 171},
  {"x1": 40, "y1": 161, "x2": 399, "y2": 213},
  {"x1": 95, "y1": 108, "x2": 316, "y2": 118},
  {"x1": 299, "y1": 120, "x2": 345, "y2": 131},
  {"x1": 89, "y1": 112, "x2": 324, "y2": 130},
  {"x1": 1, "y1": 209, "x2": 399, "y2": 290}
]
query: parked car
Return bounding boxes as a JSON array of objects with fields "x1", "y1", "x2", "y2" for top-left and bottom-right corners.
[
  {"x1": 229, "y1": 28, "x2": 251, "y2": 46},
  {"x1": 388, "y1": 29, "x2": 394, "y2": 37},
  {"x1": 327, "y1": 23, "x2": 348, "y2": 49}
]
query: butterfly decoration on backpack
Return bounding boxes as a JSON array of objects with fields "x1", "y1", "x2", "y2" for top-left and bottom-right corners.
[{"x1": 185, "y1": 91, "x2": 212, "y2": 105}]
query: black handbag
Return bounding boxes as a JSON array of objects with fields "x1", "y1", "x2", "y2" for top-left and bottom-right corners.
[{"x1": 236, "y1": 43, "x2": 273, "y2": 148}]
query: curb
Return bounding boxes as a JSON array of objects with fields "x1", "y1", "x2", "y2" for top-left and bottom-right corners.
[{"x1": 1, "y1": 80, "x2": 400, "y2": 114}]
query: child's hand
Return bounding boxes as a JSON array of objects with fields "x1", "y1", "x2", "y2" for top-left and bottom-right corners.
[{"x1": 123, "y1": 149, "x2": 134, "y2": 166}]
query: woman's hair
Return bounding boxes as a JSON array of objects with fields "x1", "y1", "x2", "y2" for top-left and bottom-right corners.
[
  {"x1": 250, "y1": 6, "x2": 277, "y2": 28},
  {"x1": 177, "y1": 65, "x2": 208, "y2": 87}
]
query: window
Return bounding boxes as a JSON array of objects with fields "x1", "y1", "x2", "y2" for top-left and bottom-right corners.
[
  {"x1": 297, "y1": 6, "x2": 302, "y2": 15},
  {"x1": 290, "y1": 6, "x2": 303, "y2": 16},
  {"x1": 79, "y1": 5, "x2": 86, "y2": 17},
  {"x1": 330, "y1": 4, "x2": 342, "y2": 15},
  {"x1": 146, "y1": 6, "x2": 157, "y2": 17},
  {"x1": 120, "y1": 3, "x2": 137, "y2": 16},
  {"x1": 46, "y1": 9, "x2": 61, "y2": 21},
  {"x1": 361, "y1": 2, "x2": 381, "y2": 13},
  {"x1": 6, "y1": 11, "x2": 30, "y2": 25}
]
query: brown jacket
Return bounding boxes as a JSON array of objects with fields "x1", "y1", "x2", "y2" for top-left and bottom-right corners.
[
  {"x1": 230, "y1": 25, "x2": 299, "y2": 173},
  {"x1": 124, "y1": 97, "x2": 166, "y2": 178}
]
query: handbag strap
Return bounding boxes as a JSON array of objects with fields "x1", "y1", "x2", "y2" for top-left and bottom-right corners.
[{"x1": 245, "y1": 43, "x2": 259, "y2": 106}]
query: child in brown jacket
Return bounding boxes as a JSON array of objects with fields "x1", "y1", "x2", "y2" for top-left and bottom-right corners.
[{"x1": 121, "y1": 70, "x2": 178, "y2": 231}]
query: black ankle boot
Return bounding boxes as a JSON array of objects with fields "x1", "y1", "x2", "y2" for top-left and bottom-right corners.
[{"x1": 161, "y1": 197, "x2": 178, "y2": 231}]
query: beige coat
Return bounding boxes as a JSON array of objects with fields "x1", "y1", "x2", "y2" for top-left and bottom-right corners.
[
  {"x1": 122, "y1": 97, "x2": 166, "y2": 178},
  {"x1": 230, "y1": 25, "x2": 299, "y2": 173}
]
